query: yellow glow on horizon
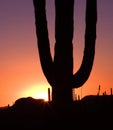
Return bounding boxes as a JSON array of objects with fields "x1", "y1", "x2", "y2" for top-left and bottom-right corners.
[
  {"x1": 35, "y1": 92, "x2": 48, "y2": 101},
  {"x1": 21, "y1": 84, "x2": 51, "y2": 101}
]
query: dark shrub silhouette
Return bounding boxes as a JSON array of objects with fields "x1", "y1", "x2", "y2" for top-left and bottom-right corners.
[{"x1": 33, "y1": 0, "x2": 97, "y2": 105}]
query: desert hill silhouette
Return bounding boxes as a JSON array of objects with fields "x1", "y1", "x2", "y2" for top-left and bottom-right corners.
[
  {"x1": 1, "y1": 94, "x2": 113, "y2": 113},
  {"x1": 0, "y1": 95, "x2": 113, "y2": 129}
]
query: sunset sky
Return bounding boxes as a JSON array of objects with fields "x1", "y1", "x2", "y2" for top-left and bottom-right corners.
[{"x1": 0, "y1": 0, "x2": 113, "y2": 106}]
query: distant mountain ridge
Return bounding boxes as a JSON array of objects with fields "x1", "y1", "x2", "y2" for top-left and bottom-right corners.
[
  {"x1": 1, "y1": 94, "x2": 113, "y2": 113},
  {"x1": 0, "y1": 95, "x2": 113, "y2": 129}
]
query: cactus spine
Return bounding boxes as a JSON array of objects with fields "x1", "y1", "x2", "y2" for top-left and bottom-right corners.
[{"x1": 33, "y1": 0, "x2": 97, "y2": 105}]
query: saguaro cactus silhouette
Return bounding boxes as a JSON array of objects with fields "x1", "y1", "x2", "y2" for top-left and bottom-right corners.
[{"x1": 33, "y1": 0, "x2": 97, "y2": 104}]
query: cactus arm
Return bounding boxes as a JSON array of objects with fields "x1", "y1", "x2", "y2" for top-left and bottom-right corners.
[
  {"x1": 72, "y1": 0, "x2": 97, "y2": 88},
  {"x1": 33, "y1": 0, "x2": 54, "y2": 86}
]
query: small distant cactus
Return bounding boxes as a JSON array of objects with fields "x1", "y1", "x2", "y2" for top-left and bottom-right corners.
[
  {"x1": 33, "y1": 0, "x2": 97, "y2": 105},
  {"x1": 48, "y1": 88, "x2": 51, "y2": 102},
  {"x1": 97, "y1": 85, "x2": 101, "y2": 96},
  {"x1": 110, "y1": 88, "x2": 112, "y2": 95}
]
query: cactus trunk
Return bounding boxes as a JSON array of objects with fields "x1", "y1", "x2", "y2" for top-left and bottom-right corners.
[
  {"x1": 53, "y1": 0, "x2": 74, "y2": 104},
  {"x1": 33, "y1": 0, "x2": 97, "y2": 105}
]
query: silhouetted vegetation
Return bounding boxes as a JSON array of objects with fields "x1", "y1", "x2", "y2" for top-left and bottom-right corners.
[{"x1": 33, "y1": 0, "x2": 97, "y2": 105}]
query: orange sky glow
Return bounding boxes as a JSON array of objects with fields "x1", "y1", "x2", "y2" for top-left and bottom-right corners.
[{"x1": 0, "y1": 0, "x2": 113, "y2": 106}]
